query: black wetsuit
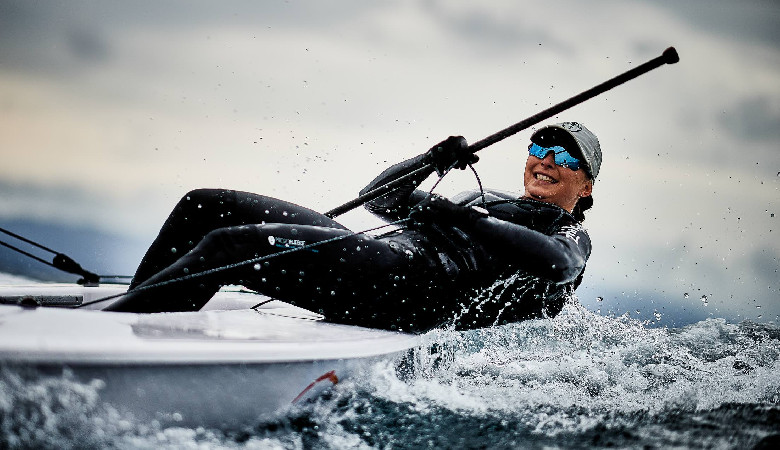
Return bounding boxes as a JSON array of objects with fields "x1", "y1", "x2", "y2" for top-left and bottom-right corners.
[{"x1": 107, "y1": 153, "x2": 591, "y2": 333}]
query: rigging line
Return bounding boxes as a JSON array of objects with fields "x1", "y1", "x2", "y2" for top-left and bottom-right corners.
[
  {"x1": 0, "y1": 227, "x2": 111, "y2": 282},
  {"x1": 1, "y1": 235, "x2": 127, "y2": 282},
  {"x1": 467, "y1": 163, "x2": 487, "y2": 208},
  {"x1": 425, "y1": 163, "x2": 487, "y2": 209},
  {"x1": 0, "y1": 240, "x2": 56, "y2": 268},
  {"x1": 0, "y1": 226, "x2": 59, "y2": 255},
  {"x1": 78, "y1": 217, "x2": 413, "y2": 308},
  {"x1": 82, "y1": 160, "x2": 467, "y2": 307}
]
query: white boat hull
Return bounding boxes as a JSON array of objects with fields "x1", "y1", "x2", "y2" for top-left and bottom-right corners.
[{"x1": 0, "y1": 283, "x2": 420, "y2": 427}]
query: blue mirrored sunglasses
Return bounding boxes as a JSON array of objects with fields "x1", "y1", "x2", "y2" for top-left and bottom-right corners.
[{"x1": 528, "y1": 142, "x2": 581, "y2": 171}]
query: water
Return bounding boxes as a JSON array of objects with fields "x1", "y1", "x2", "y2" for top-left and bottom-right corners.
[{"x1": 1, "y1": 303, "x2": 778, "y2": 449}]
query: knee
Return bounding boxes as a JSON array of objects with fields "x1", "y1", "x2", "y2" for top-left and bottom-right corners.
[
  {"x1": 180, "y1": 188, "x2": 228, "y2": 205},
  {"x1": 197, "y1": 225, "x2": 264, "y2": 258}
]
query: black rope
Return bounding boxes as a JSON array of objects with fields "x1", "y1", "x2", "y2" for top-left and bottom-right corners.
[
  {"x1": 78, "y1": 218, "x2": 413, "y2": 308},
  {"x1": 0, "y1": 239, "x2": 56, "y2": 268},
  {"x1": 467, "y1": 163, "x2": 488, "y2": 209},
  {"x1": 0, "y1": 227, "x2": 104, "y2": 284},
  {"x1": 79, "y1": 167, "x2": 462, "y2": 309},
  {"x1": 24, "y1": 156, "x2": 486, "y2": 309},
  {"x1": 0, "y1": 227, "x2": 60, "y2": 254}
]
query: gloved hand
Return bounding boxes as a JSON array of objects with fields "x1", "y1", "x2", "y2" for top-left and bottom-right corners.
[
  {"x1": 409, "y1": 194, "x2": 488, "y2": 228},
  {"x1": 423, "y1": 136, "x2": 479, "y2": 176}
]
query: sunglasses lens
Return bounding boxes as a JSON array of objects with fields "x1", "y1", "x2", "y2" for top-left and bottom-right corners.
[{"x1": 528, "y1": 143, "x2": 581, "y2": 171}]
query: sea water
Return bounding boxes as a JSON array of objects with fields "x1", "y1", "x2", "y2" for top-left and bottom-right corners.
[{"x1": 1, "y1": 302, "x2": 778, "y2": 449}]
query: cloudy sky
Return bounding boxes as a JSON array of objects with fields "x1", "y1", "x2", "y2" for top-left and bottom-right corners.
[{"x1": 1, "y1": 0, "x2": 778, "y2": 325}]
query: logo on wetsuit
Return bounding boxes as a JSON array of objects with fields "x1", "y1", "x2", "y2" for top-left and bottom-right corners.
[
  {"x1": 268, "y1": 235, "x2": 317, "y2": 252},
  {"x1": 559, "y1": 224, "x2": 583, "y2": 245}
]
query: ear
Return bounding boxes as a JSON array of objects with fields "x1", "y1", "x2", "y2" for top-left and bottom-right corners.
[{"x1": 580, "y1": 180, "x2": 593, "y2": 198}]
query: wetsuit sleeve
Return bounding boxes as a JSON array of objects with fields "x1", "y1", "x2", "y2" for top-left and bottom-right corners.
[
  {"x1": 359, "y1": 154, "x2": 435, "y2": 220},
  {"x1": 467, "y1": 217, "x2": 591, "y2": 284}
]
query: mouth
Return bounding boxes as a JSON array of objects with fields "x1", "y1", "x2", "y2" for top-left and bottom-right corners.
[{"x1": 534, "y1": 173, "x2": 558, "y2": 184}]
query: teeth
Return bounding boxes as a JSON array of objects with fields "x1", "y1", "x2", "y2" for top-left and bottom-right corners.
[{"x1": 536, "y1": 173, "x2": 556, "y2": 183}]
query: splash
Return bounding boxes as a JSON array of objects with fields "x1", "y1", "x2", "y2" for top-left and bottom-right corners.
[
  {"x1": 1, "y1": 303, "x2": 777, "y2": 449},
  {"x1": 301, "y1": 303, "x2": 780, "y2": 448}
]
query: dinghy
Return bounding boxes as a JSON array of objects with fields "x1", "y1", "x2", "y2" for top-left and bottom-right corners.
[{"x1": 0, "y1": 279, "x2": 420, "y2": 427}]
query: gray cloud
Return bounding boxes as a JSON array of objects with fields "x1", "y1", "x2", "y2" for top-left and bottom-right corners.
[
  {"x1": 1, "y1": 0, "x2": 778, "y2": 326},
  {"x1": 648, "y1": 0, "x2": 780, "y2": 46},
  {"x1": 419, "y1": 0, "x2": 572, "y2": 56},
  {"x1": 719, "y1": 95, "x2": 780, "y2": 142}
]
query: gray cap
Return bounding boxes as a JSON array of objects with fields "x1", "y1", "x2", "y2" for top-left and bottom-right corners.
[{"x1": 531, "y1": 122, "x2": 602, "y2": 180}]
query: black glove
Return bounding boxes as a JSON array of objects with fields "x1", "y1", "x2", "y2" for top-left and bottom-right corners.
[
  {"x1": 423, "y1": 136, "x2": 479, "y2": 176},
  {"x1": 409, "y1": 194, "x2": 488, "y2": 228}
]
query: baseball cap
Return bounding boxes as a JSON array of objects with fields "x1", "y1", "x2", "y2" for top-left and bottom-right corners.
[{"x1": 530, "y1": 122, "x2": 602, "y2": 180}]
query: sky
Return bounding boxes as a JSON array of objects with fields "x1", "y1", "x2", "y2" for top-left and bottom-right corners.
[{"x1": 0, "y1": 0, "x2": 778, "y2": 326}]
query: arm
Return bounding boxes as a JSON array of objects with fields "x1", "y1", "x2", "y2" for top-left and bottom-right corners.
[
  {"x1": 410, "y1": 195, "x2": 591, "y2": 283},
  {"x1": 359, "y1": 153, "x2": 435, "y2": 220},
  {"x1": 360, "y1": 136, "x2": 477, "y2": 220},
  {"x1": 469, "y1": 217, "x2": 591, "y2": 284}
]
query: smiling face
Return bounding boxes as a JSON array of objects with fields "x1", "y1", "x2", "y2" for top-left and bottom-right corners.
[{"x1": 523, "y1": 151, "x2": 593, "y2": 212}]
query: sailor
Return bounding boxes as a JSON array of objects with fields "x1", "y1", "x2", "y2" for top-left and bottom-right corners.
[{"x1": 107, "y1": 122, "x2": 601, "y2": 333}]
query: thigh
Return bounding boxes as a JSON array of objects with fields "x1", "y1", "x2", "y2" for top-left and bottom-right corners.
[
  {"x1": 184, "y1": 189, "x2": 347, "y2": 231},
  {"x1": 216, "y1": 224, "x2": 450, "y2": 332},
  {"x1": 131, "y1": 189, "x2": 347, "y2": 288}
]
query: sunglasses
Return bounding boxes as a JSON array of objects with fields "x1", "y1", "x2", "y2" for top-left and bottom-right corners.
[{"x1": 528, "y1": 142, "x2": 582, "y2": 171}]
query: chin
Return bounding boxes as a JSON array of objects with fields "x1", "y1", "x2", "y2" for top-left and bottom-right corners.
[{"x1": 526, "y1": 187, "x2": 553, "y2": 200}]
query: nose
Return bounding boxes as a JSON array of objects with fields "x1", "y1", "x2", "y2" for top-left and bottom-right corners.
[{"x1": 540, "y1": 151, "x2": 556, "y2": 166}]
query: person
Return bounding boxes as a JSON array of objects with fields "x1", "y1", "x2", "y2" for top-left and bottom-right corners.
[{"x1": 107, "y1": 121, "x2": 601, "y2": 333}]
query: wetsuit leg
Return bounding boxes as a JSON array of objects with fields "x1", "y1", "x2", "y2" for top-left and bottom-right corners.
[
  {"x1": 107, "y1": 223, "x2": 448, "y2": 332},
  {"x1": 130, "y1": 189, "x2": 346, "y2": 288}
]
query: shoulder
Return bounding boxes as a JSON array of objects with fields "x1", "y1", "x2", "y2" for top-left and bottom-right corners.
[
  {"x1": 450, "y1": 188, "x2": 521, "y2": 206},
  {"x1": 556, "y1": 221, "x2": 590, "y2": 244}
]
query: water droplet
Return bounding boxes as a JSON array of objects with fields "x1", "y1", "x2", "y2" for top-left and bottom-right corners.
[
  {"x1": 684, "y1": 293, "x2": 689, "y2": 298},
  {"x1": 197, "y1": 204, "x2": 202, "y2": 209},
  {"x1": 171, "y1": 247, "x2": 177, "y2": 254},
  {"x1": 282, "y1": 211, "x2": 288, "y2": 216},
  {"x1": 330, "y1": 291, "x2": 336, "y2": 296},
  {"x1": 596, "y1": 296, "x2": 603, "y2": 302},
  {"x1": 253, "y1": 263, "x2": 261, "y2": 271},
  {"x1": 700, "y1": 295, "x2": 708, "y2": 305}
]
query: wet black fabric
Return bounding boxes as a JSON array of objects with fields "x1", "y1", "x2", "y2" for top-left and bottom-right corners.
[{"x1": 109, "y1": 156, "x2": 591, "y2": 332}]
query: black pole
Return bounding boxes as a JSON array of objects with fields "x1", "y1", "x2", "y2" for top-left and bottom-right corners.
[{"x1": 325, "y1": 47, "x2": 679, "y2": 218}]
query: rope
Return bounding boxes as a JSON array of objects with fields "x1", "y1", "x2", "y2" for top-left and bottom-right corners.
[
  {"x1": 78, "y1": 218, "x2": 412, "y2": 308},
  {"x1": 0, "y1": 239, "x2": 56, "y2": 268},
  {"x1": 0, "y1": 226, "x2": 59, "y2": 255},
  {"x1": 0, "y1": 226, "x2": 104, "y2": 283},
  {"x1": 467, "y1": 163, "x2": 488, "y2": 208},
  {"x1": 80, "y1": 157, "x2": 489, "y2": 308}
]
